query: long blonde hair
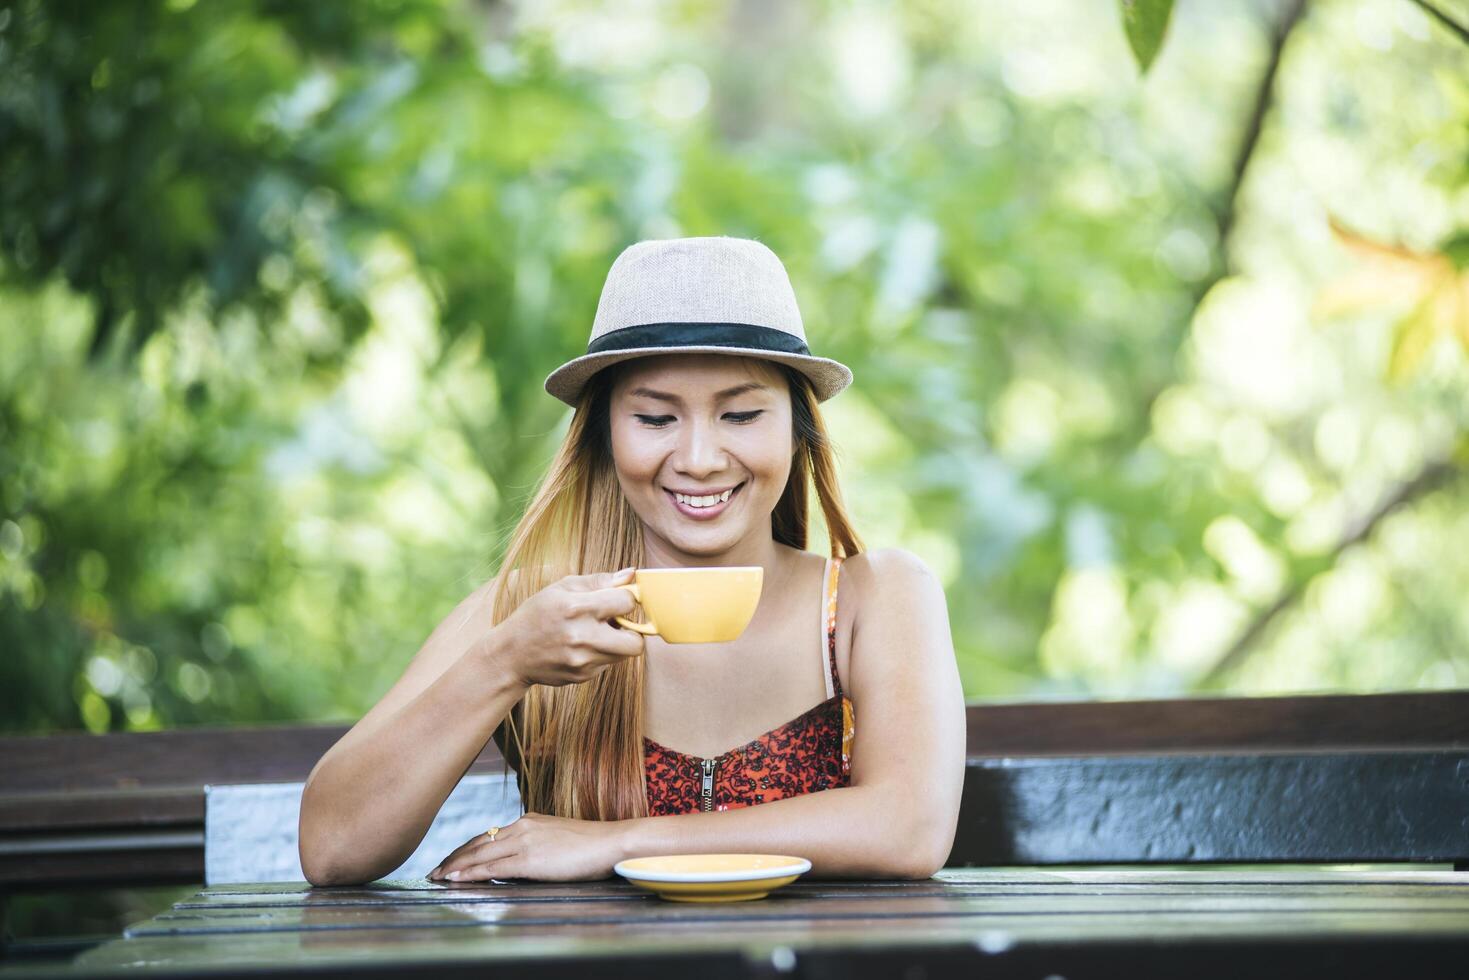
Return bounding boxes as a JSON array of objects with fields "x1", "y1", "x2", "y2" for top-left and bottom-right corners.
[{"x1": 488, "y1": 358, "x2": 864, "y2": 819}]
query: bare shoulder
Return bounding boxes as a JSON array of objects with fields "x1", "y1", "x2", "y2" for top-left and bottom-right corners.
[
  {"x1": 835, "y1": 548, "x2": 948, "y2": 663},
  {"x1": 840, "y1": 547, "x2": 957, "y2": 701},
  {"x1": 841, "y1": 547, "x2": 944, "y2": 611},
  {"x1": 843, "y1": 546, "x2": 937, "y2": 579}
]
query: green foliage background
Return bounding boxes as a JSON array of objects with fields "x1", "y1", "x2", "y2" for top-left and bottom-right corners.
[{"x1": 3, "y1": 0, "x2": 1468, "y2": 735}]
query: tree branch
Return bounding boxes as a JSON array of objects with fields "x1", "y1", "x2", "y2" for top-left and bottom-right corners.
[
  {"x1": 1123, "y1": 0, "x2": 1309, "y2": 438},
  {"x1": 1191, "y1": 0, "x2": 1466, "y2": 685},
  {"x1": 1212, "y1": 0, "x2": 1308, "y2": 250},
  {"x1": 1197, "y1": 451, "x2": 1464, "y2": 687},
  {"x1": 1406, "y1": 0, "x2": 1469, "y2": 45}
]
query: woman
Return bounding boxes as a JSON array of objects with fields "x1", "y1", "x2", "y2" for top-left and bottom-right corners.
[{"x1": 298, "y1": 236, "x2": 966, "y2": 885}]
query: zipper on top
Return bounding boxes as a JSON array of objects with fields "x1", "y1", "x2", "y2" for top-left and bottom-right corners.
[{"x1": 700, "y1": 757, "x2": 717, "y2": 812}]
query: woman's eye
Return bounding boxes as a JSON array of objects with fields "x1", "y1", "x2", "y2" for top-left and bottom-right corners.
[{"x1": 634, "y1": 411, "x2": 762, "y2": 427}]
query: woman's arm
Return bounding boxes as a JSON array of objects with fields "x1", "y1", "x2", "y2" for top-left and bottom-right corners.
[
  {"x1": 298, "y1": 578, "x2": 528, "y2": 886},
  {"x1": 433, "y1": 548, "x2": 967, "y2": 881},
  {"x1": 301, "y1": 567, "x2": 643, "y2": 885}
]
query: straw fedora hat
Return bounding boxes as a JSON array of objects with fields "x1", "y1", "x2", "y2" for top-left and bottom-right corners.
[{"x1": 543, "y1": 236, "x2": 853, "y2": 407}]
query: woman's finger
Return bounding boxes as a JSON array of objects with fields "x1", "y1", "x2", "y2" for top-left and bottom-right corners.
[
  {"x1": 563, "y1": 568, "x2": 635, "y2": 593},
  {"x1": 430, "y1": 851, "x2": 470, "y2": 879},
  {"x1": 584, "y1": 583, "x2": 639, "y2": 620},
  {"x1": 432, "y1": 830, "x2": 510, "y2": 877},
  {"x1": 449, "y1": 850, "x2": 522, "y2": 882},
  {"x1": 435, "y1": 835, "x2": 483, "y2": 866},
  {"x1": 594, "y1": 620, "x2": 647, "y2": 658}
]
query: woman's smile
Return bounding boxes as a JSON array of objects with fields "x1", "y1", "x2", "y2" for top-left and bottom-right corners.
[{"x1": 664, "y1": 480, "x2": 746, "y2": 520}]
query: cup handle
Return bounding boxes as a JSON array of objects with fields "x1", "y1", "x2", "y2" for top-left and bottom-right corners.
[{"x1": 612, "y1": 583, "x2": 658, "y2": 635}]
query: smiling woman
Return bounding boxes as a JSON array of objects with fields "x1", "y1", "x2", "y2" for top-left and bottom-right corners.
[{"x1": 297, "y1": 237, "x2": 967, "y2": 886}]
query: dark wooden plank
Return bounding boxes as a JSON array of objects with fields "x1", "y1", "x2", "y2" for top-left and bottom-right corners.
[
  {"x1": 75, "y1": 936, "x2": 758, "y2": 980},
  {"x1": 63, "y1": 930, "x2": 1469, "y2": 980},
  {"x1": 171, "y1": 869, "x2": 1469, "y2": 903},
  {"x1": 934, "y1": 869, "x2": 1469, "y2": 885},
  {"x1": 180, "y1": 882, "x2": 649, "y2": 907},
  {"x1": 0, "y1": 845, "x2": 202, "y2": 888},
  {"x1": 949, "y1": 750, "x2": 1469, "y2": 866},
  {"x1": 172, "y1": 869, "x2": 1469, "y2": 912},
  {"x1": 185, "y1": 868, "x2": 1469, "y2": 898},
  {"x1": 128, "y1": 891, "x2": 1469, "y2": 938},
  {"x1": 0, "y1": 724, "x2": 359, "y2": 795},
  {"x1": 0, "y1": 724, "x2": 507, "y2": 831},
  {"x1": 91, "y1": 909, "x2": 1469, "y2": 950},
  {"x1": 0, "y1": 788, "x2": 203, "y2": 832},
  {"x1": 176, "y1": 880, "x2": 1469, "y2": 910},
  {"x1": 799, "y1": 934, "x2": 1469, "y2": 980},
  {"x1": 964, "y1": 690, "x2": 1469, "y2": 756},
  {"x1": 188, "y1": 881, "x2": 656, "y2": 904}
]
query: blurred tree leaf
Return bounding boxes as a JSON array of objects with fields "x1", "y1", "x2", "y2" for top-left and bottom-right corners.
[
  {"x1": 1315, "y1": 218, "x2": 1469, "y2": 381},
  {"x1": 1387, "y1": 295, "x2": 1443, "y2": 380},
  {"x1": 1443, "y1": 231, "x2": 1469, "y2": 269},
  {"x1": 1119, "y1": 0, "x2": 1175, "y2": 74},
  {"x1": 0, "y1": 0, "x2": 447, "y2": 360},
  {"x1": 2, "y1": 0, "x2": 1468, "y2": 736}
]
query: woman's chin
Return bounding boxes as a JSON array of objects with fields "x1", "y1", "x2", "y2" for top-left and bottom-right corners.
[{"x1": 653, "y1": 522, "x2": 748, "y2": 554}]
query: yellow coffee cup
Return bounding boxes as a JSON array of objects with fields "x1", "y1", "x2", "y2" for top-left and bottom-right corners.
[{"x1": 613, "y1": 566, "x2": 764, "y2": 644}]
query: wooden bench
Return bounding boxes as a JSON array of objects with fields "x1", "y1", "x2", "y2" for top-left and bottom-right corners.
[
  {"x1": 4, "y1": 690, "x2": 1466, "y2": 961},
  {"x1": 954, "y1": 691, "x2": 1469, "y2": 866},
  {"x1": 3, "y1": 690, "x2": 1466, "y2": 892}
]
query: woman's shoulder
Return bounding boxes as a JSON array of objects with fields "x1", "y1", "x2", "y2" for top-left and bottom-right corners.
[
  {"x1": 839, "y1": 546, "x2": 938, "y2": 584},
  {"x1": 776, "y1": 545, "x2": 942, "y2": 615},
  {"x1": 837, "y1": 547, "x2": 943, "y2": 619}
]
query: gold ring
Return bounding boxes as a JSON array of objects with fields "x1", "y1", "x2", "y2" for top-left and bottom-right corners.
[{"x1": 485, "y1": 826, "x2": 500, "y2": 841}]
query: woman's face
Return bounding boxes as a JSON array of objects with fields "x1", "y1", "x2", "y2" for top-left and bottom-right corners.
[{"x1": 609, "y1": 353, "x2": 793, "y2": 564}]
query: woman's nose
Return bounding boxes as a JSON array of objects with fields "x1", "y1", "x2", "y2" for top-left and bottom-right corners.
[{"x1": 674, "y1": 418, "x2": 728, "y2": 476}]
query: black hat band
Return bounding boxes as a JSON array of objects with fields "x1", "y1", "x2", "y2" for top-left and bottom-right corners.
[{"x1": 586, "y1": 322, "x2": 812, "y2": 357}]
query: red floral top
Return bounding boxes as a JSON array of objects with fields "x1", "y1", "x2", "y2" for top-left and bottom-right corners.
[{"x1": 643, "y1": 556, "x2": 855, "y2": 815}]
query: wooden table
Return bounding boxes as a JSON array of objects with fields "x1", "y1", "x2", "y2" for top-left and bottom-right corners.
[{"x1": 12, "y1": 868, "x2": 1469, "y2": 978}]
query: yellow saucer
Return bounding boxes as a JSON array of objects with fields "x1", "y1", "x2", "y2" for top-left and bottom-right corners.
[{"x1": 613, "y1": 853, "x2": 812, "y2": 903}]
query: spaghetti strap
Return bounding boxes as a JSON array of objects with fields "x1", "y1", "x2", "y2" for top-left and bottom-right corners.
[
  {"x1": 820, "y1": 556, "x2": 843, "y2": 700},
  {"x1": 642, "y1": 553, "x2": 854, "y2": 816}
]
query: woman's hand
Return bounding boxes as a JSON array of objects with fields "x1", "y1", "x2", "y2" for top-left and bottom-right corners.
[
  {"x1": 427, "y1": 813, "x2": 627, "y2": 882},
  {"x1": 488, "y1": 568, "x2": 647, "y2": 688}
]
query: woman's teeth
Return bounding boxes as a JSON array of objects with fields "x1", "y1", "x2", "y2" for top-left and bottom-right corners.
[{"x1": 674, "y1": 488, "x2": 734, "y2": 508}]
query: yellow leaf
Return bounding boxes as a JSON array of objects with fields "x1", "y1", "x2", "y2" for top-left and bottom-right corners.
[
  {"x1": 1313, "y1": 218, "x2": 1453, "y2": 321},
  {"x1": 1312, "y1": 266, "x2": 1441, "y2": 319},
  {"x1": 1458, "y1": 276, "x2": 1469, "y2": 349},
  {"x1": 1328, "y1": 217, "x2": 1428, "y2": 267},
  {"x1": 1386, "y1": 296, "x2": 1440, "y2": 382}
]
